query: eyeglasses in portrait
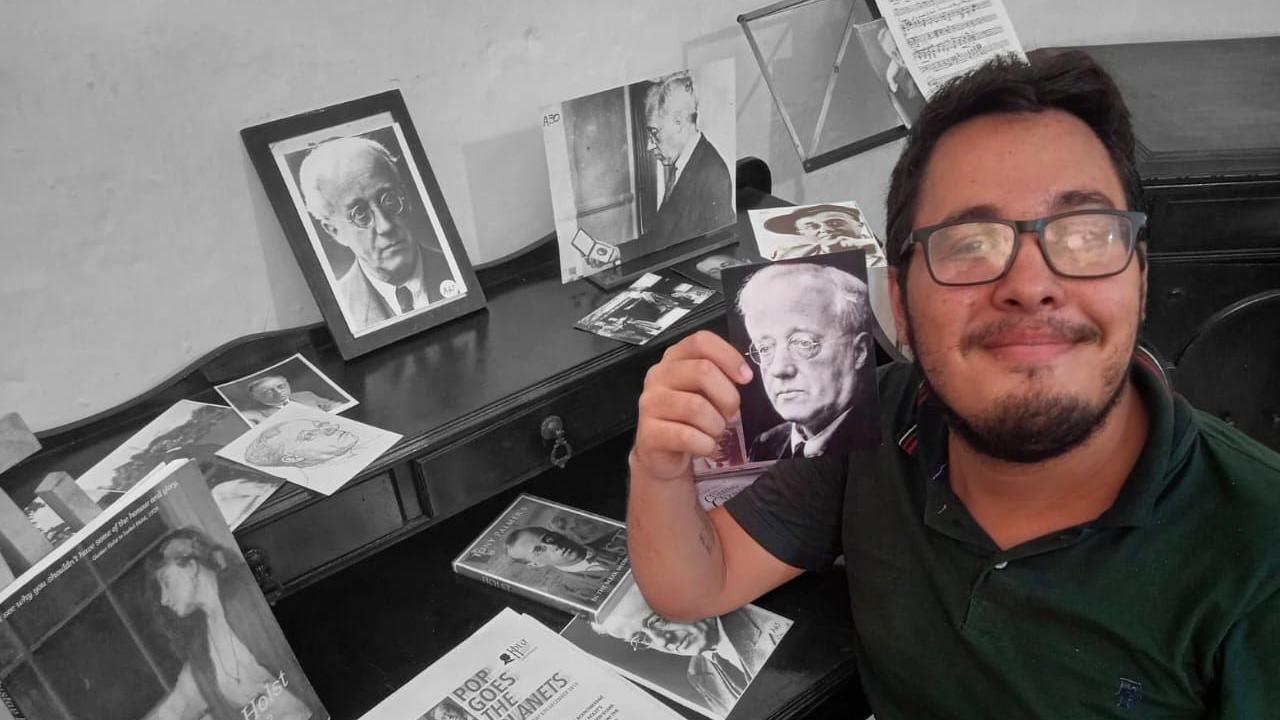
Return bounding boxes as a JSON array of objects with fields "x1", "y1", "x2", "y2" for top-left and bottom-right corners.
[{"x1": 242, "y1": 91, "x2": 486, "y2": 359}]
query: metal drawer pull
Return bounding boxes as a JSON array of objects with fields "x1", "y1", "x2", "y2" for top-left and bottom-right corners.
[{"x1": 540, "y1": 415, "x2": 573, "y2": 469}]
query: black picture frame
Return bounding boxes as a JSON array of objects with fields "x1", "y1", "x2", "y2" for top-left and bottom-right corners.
[{"x1": 242, "y1": 90, "x2": 485, "y2": 360}]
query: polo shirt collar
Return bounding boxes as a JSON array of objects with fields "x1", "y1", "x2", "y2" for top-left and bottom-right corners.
[{"x1": 899, "y1": 347, "x2": 1190, "y2": 540}]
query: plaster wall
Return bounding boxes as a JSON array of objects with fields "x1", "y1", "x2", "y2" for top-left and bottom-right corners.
[{"x1": 2, "y1": 0, "x2": 1277, "y2": 431}]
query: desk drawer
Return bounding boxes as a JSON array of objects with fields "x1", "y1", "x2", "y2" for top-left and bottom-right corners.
[
  {"x1": 1146, "y1": 180, "x2": 1280, "y2": 255},
  {"x1": 415, "y1": 354, "x2": 650, "y2": 519},
  {"x1": 236, "y1": 472, "x2": 405, "y2": 589}
]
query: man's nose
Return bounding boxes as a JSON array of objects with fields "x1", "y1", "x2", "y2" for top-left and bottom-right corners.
[
  {"x1": 991, "y1": 231, "x2": 1065, "y2": 311},
  {"x1": 371, "y1": 204, "x2": 396, "y2": 234}
]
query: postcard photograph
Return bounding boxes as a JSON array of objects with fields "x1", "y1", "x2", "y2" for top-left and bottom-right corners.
[
  {"x1": 748, "y1": 201, "x2": 886, "y2": 266},
  {"x1": 544, "y1": 59, "x2": 736, "y2": 282},
  {"x1": 575, "y1": 289, "x2": 691, "y2": 345},
  {"x1": 216, "y1": 403, "x2": 402, "y2": 496},
  {"x1": 721, "y1": 254, "x2": 882, "y2": 462},
  {"x1": 560, "y1": 580, "x2": 792, "y2": 720},
  {"x1": 215, "y1": 353, "x2": 357, "y2": 426},
  {"x1": 670, "y1": 243, "x2": 765, "y2": 293}
]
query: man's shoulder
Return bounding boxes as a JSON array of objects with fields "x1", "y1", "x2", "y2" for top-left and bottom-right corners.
[
  {"x1": 749, "y1": 422, "x2": 791, "y2": 461},
  {"x1": 1183, "y1": 404, "x2": 1280, "y2": 518},
  {"x1": 689, "y1": 135, "x2": 730, "y2": 182}
]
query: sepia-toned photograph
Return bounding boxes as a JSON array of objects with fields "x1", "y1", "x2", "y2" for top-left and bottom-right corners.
[
  {"x1": 216, "y1": 402, "x2": 402, "y2": 496},
  {"x1": 453, "y1": 495, "x2": 631, "y2": 619},
  {"x1": 22, "y1": 400, "x2": 283, "y2": 545},
  {"x1": 242, "y1": 91, "x2": 486, "y2": 359},
  {"x1": 574, "y1": 273, "x2": 713, "y2": 345},
  {"x1": 721, "y1": 254, "x2": 882, "y2": 462},
  {"x1": 215, "y1": 353, "x2": 357, "y2": 426},
  {"x1": 560, "y1": 579, "x2": 793, "y2": 720},
  {"x1": 748, "y1": 201, "x2": 886, "y2": 266},
  {"x1": 691, "y1": 419, "x2": 750, "y2": 476},
  {"x1": 544, "y1": 60, "x2": 736, "y2": 283}
]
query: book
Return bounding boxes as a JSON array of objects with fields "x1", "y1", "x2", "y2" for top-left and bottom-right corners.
[
  {"x1": 452, "y1": 495, "x2": 631, "y2": 621},
  {"x1": 0, "y1": 459, "x2": 328, "y2": 720},
  {"x1": 560, "y1": 577, "x2": 793, "y2": 720},
  {"x1": 357, "y1": 607, "x2": 683, "y2": 719}
]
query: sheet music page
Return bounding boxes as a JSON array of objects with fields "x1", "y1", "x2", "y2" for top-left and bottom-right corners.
[{"x1": 878, "y1": 0, "x2": 1026, "y2": 99}]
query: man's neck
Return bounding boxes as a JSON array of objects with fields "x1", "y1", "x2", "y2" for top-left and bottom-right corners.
[{"x1": 947, "y1": 380, "x2": 1150, "y2": 550}]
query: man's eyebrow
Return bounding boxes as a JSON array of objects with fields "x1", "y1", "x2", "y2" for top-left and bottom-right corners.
[
  {"x1": 938, "y1": 204, "x2": 1002, "y2": 224},
  {"x1": 1051, "y1": 189, "x2": 1117, "y2": 211}
]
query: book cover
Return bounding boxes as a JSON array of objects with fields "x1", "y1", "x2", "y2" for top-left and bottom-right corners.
[
  {"x1": 452, "y1": 495, "x2": 631, "y2": 621},
  {"x1": 358, "y1": 608, "x2": 682, "y2": 719},
  {"x1": 0, "y1": 460, "x2": 327, "y2": 720},
  {"x1": 560, "y1": 577, "x2": 793, "y2": 720}
]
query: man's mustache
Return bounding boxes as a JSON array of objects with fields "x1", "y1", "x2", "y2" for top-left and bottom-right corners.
[{"x1": 960, "y1": 317, "x2": 1101, "y2": 353}]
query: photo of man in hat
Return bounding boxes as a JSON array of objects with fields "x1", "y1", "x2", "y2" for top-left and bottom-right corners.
[{"x1": 751, "y1": 202, "x2": 886, "y2": 266}]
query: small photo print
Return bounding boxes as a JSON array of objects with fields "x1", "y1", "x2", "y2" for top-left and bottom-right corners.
[
  {"x1": 670, "y1": 242, "x2": 765, "y2": 294},
  {"x1": 575, "y1": 273, "x2": 712, "y2": 345},
  {"x1": 721, "y1": 253, "x2": 882, "y2": 462},
  {"x1": 418, "y1": 697, "x2": 477, "y2": 720},
  {"x1": 216, "y1": 403, "x2": 402, "y2": 496},
  {"x1": 691, "y1": 420, "x2": 750, "y2": 476},
  {"x1": 748, "y1": 201, "x2": 886, "y2": 267},
  {"x1": 215, "y1": 353, "x2": 357, "y2": 426},
  {"x1": 560, "y1": 579, "x2": 793, "y2": 720}
]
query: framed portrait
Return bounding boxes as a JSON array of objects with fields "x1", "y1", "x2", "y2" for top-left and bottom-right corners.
[{"x1": 242, "y1": 90, "x2": 486, "y2": 360}]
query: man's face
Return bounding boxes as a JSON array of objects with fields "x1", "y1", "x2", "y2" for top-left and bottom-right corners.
[
  {"x1": 431, "y1": 703, "x2": 467, "y2": 720},
  {"x1": 645, "y1": 109, "x2": 687, "y2": 165},
  {"x1": 507, "y1": 528, "x2": 586, "y2": 568},
  {"x1": 696, "y1": 255, "x2": 742, "y2": 280},
  {"x1": 600, "y1": 593, "x2": 718, "y2": 657},
  {"x1": 890, "y1": 110, "x2": 1145, "y2": 461},
  {"x1": 276, "y1": 420, "x2": 358, "y2": 465},
  {"x1": 743, "y1": 280, "x2": 864, "y2": 434},
  {"x1": 250, "y1": 376, "x2": 291, "y2": 406},
  {"x1": 155, "y1": 555, "x2": 199, "y2": 617},
  {"x1": 795, "y1": 211, "x2": 861, "y2": 242},
  {"x1": 317, "y1": 149, "x2": 419, "y2": 285}
]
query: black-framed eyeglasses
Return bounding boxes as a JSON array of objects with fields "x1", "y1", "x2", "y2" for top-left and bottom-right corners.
[
  {"x1": 346, "y1": 189, "x2": 408, "y2": 229},
  {"x1": 903, "y1": 209, "x2": 1147, "y2": 286},
  {"x1": 746, "y1": 333, "x2": 849, "y2": 367}
]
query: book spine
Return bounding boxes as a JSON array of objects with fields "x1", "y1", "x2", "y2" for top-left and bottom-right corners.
[
  {"x1": 451, "y1": 561, "x2": 587, "y2": 617},
  {"x1": 0, "y1": 682, "x2": 26, "y2": 720}
]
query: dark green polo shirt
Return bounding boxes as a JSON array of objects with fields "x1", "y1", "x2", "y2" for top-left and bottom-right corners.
[{"x1": 726, "y1": 352, "x2": 1280, "y2": 718}]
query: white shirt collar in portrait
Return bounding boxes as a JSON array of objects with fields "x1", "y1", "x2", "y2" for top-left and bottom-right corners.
[
  {"x1": 661, "y1": 131, "x2": 703, "y2": 209},
  {"x1": 363, "y1": 251, "x2": 429, "y2": 316},
  {"x1": 789, "y1": 408, "x2": 853, "y2": 458},
  {"x1": 557, "y1": 556, "x2": 609, "y2": 575}
]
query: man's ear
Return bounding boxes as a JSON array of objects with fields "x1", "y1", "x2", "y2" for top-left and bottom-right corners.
[
  {"x1": 319, "y1": 218, "x2": 342, "y2": 242},
  {"x1": 888, "y1": 270, "x2": 909, "y2": 349},
  {"x1": 852, "y1": 331, "x2": 871, "y2": 370}
]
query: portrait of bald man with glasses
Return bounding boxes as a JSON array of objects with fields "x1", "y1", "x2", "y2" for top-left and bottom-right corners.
[
  {"x1": 298, "y1": 135, "x2": 459, "y2": 334},
  {"x1": 726, "y1": 257, "x2": 881, "y2": 462}
]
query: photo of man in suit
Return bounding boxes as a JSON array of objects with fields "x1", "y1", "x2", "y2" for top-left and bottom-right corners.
[
  {"x1": 240, "y1": 375, "x2": 340, "y2": 425},
  {"x1": 588, "y1": 584, "x2": 790, "y2": 717},
  {"x1": 504, "y1": 525, "x2": 625, "y2": 580},
  {"x1": 758, "y1": 203, "x2": 887, "y2": 266},
  {"x1": 733, "y1": 261, "x2": 880, "y2": 461},
  {"x1": 298, "y1": 136, "x2": 461, "y2": 335},
  {"x1": 628, "y1": 71, "x2": 735, "y2": 260}
]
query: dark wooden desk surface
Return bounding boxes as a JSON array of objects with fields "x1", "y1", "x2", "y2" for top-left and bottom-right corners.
[{"x1": 273, "y1": 432, "x2": 862, "y2": 720}]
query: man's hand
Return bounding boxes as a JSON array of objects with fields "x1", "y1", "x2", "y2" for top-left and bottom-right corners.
[{"x1": 633, "y1": 330, "x2": 754, "y2": 482}]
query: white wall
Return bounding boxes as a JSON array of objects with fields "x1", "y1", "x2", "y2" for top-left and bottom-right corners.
[{"x1": 2, "y1": 0, "x2": 1278, "y2": 432}]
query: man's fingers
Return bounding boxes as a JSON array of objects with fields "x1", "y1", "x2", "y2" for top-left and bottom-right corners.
[
  {"x1": 662, "y1": 330, "x2": 753, "y2": 385},
  {"x1": 645, "y1": 358, "x2": 742, "y2": 420},
  {"x1": 636, "y1": 415, "x2": 718, "y2": 459},
  {"x1": 638, "y1": 388, "x2": 728, "y2": 441}
]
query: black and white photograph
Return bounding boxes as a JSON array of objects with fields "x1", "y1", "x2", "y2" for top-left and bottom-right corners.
[
  {"x1": 858, "y1": 19, "x2": 927, "y2": 127},
  {"x1": 0, "y1": 461, "x2": 327, "y2": 720},
  {"x1": 544, "y1": 60, "x2": 736, "y2": 282},
  {"x1": 242, "y1": 91, "x2": 486, "y2": 359},
  {"x1": 671, "y1": 242, "x2": 766, "y2": 293},
  {"x1": 574, "y1": 272, "x2": 714, "y2": 345},
  {"x1": 560, "y1": 579, "x2": 792, "y2": 720},
  {"x1": 748, "y1": 201, "x2": 887, "y2": 266},
  {"x1": 22, "y1": 400, "x2": 283, "y2": 545},
  {"x1": 418, "y1": 697, "x2": 476, "y2": 720},
  {"x1": 216, "y1": 402, "x2": 402, "y2": 496},
  {"x1": 721, "y1": 254, "x2": 882, "y2": 462},
  {"x1": 215, "y1": 353, "x2": 357, "y2": 426},
  {"x1": 452, "y1": 494, "x2": 631, "y2": 620}
]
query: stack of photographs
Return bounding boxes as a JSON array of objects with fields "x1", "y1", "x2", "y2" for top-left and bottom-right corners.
[{"x1": 575, "y1": 272, "x2": 715, "y2": 345}]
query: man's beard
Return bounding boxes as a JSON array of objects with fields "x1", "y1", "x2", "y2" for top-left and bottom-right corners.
[{"x1": 905, "y1": 310, "x2": 1134, "y2": 464}]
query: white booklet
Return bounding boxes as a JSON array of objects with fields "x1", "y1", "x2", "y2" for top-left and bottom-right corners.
[{"x1": 358, "y1": 608, "x2": 683, "y2": 720}]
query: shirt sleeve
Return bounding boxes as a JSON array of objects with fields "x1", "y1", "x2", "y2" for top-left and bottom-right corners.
[
  {"x1": 1215, "y1": 586, "x2": 1280, "y2": 717},
  {"x1": 723, "y1": 454, "x2": 847, "y2": 571}
]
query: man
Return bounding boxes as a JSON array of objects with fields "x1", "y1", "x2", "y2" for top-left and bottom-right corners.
[
  {"x1": 504, "y1": 526, "x2": 624, "y2": 579},
  {"x1": 694, "y1": 253, "x2": 748, "y2": 282},
  {"x1": 298, "y1": 136, "x2": 459, "y2": 333},
  {"x1": 241, "y1": 375, "x2": 339, "y2": 425},
  {"x1": 627, "y1": 72, "x2": 734, "y2": 260},
  {"x1": 736, "y1": 262, "x2": 877, "y2": 460},
  {"x1": 761, "y1": 204, "x2": 887, "y2": 266},
  {"x1": 626, "y1": 51, "x2": 1280, "y2": 718},
  {"x1": 243, "y1": 418, "x2": 357, "y2": 468},
  {"x1": 590, "y1": 584, "x2": 787, "y2": 716}
]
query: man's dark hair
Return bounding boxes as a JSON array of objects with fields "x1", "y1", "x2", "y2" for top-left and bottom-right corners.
[{"x1": 884, "y1": 50, "x2": 1145, "y2": 282}]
